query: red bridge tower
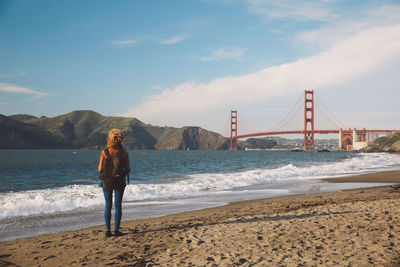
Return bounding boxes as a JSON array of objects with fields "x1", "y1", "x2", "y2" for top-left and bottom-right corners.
[
  {"x1": 304, "y1": 90, "x2": 314, "y2": 150},
  {"x1": 230, "y1": 110, "x2": 238, "y2": 150}
]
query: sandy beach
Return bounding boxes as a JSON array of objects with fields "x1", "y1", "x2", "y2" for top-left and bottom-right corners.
[{"x1": 1, "y1": 171, "x2": 400, "y2": 266}]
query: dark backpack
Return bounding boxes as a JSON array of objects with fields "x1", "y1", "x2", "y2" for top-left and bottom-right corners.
[{"x1": 101, "y1": 148, "x2": 125, "y2": 190}]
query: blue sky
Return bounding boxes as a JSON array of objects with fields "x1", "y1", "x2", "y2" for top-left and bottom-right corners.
[{"x1": 1, "y1": 0, "x2": 400, "y2": 136}]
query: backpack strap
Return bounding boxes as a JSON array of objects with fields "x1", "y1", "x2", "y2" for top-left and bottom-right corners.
[{"x1": 104, "y1": 148, "x2": 111, "y2": 158}]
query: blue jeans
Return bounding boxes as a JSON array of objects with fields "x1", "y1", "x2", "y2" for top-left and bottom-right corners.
[{"x1": 102, "y1": 183, "x2": 125, "y2": 231}]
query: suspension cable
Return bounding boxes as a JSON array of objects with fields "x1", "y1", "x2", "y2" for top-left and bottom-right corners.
[
  {"x1": 315, "y1": 105, "x2": 340, "y2": 130},
  {"x1": 273, "y1": 103, "x2": 303, "y2": 131},
  {"x1": 268, "y1": 93, "x2": 303, "y2": 132},
  {"x1": 238, "y1": 114, "x2": 259, "y2": 135},
  {"x1": 222, "y1": 112, "x2": 230, "y2": 138},
  {"x1": 315, "y1": 95, "x2": 347, "y2": 129}
]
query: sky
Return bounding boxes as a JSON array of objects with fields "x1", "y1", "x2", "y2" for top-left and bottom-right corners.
[{"x1": 1, "y1": 0, "x2": 400, "y2": 137}]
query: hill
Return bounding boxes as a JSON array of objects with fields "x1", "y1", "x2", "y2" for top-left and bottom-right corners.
[
  {"x1": 0, "y1": 115, "x2": 65, "y2": 148},
  {"x1": 363, "y1": 133, "x2": 400, "y2": 152},
  {"x1": 239, "y1": 138, "x2": 277, "y2": 149},
  {"x1": 1, "y1": 111, "x2": 228, "y2": 150},
  {"x1": 8, "y1": 114, "x2": 37, "y2": 122}
]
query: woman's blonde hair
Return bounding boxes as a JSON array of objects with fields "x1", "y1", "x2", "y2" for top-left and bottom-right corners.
[{"x1": 107, "y1": 129, "x2": 124, "y2": 144}]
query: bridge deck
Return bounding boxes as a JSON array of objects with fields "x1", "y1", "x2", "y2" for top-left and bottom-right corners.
[{"x1": 236, "y1": 129, "x2": 400, "y2": 139}]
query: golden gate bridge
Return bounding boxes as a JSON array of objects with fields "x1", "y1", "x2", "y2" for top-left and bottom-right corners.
[{"x1": 229, "y1": 90, "x2": 400, "y2": 150}]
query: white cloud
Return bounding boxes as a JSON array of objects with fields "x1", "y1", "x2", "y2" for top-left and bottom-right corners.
[
  {"x1": 111, "y1": 39, "x2": 137, "y2": 47},
  {"x1": 246, "y1": 0, "x2": 338, "y2": 22},
  {"x1": 123, "y1": 24, "x2": 400, "y2": 132},
  {"x1": 152, "y1": 85, "x2": 163, "y2": 91},
  {"x1": 296, "y1": 5, "x2": 400, "y2": 47},
  {"x1": 0, "y1": 83, "x2": 48, "y2": 99},
  {"x1": 160, "y1": 36, "x2": 187, "y2": 45},
  {"x1": 0, "y1": 71, "x2": 26, "y2": 79},
  {"x1": 197, "y1": 47, "x2": 246, "y2": 61}
]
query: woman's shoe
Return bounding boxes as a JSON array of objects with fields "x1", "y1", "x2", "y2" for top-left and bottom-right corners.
[
  {"x1": 114, "y1": 230, "x2": 123, "y2": 237},
  {"x1": 105, "y1": 230, "x2": 112, "y2": 237}
]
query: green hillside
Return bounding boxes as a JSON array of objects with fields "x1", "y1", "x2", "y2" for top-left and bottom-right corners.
[
  {"x1": 1, "y1": 111, "x2": 228, "y2": 150},
  {"x1": 8, "y1": 114, "x2": 37, "y2": 122},
  {"x1": 239, "y1": 138, "x2": 277, "y2": 150}
]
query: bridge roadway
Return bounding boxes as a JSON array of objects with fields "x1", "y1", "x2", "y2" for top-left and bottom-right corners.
[{"x1": 236, "y1": 129, "x2": 400, "y2": 139}]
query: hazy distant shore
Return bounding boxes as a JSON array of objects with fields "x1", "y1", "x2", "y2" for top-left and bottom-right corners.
[{"x1": 1, "y1": 170, "x2": 400, "y2": 266}]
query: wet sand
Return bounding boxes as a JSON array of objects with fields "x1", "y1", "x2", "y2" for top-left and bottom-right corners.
[
  {"x1": 325, "y1": 170, "x2": 400, "y2": 183},
  {"x1": 1, "y1": 171, "x2": 400, "y2": 266}
]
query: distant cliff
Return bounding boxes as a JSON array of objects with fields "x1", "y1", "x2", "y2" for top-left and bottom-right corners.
[
  {"x1": 0, "y1": 111, "x2": 228, "y2": 150},
  {"x1": 363, "y1": 133, "x2": 400, "y2": 152}
]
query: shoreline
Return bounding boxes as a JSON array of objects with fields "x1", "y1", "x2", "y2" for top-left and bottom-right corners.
[
  {"x1": 324, "y1": 169, "x2": 400, "y2": 183},
  {"x1": 1, "y1": 170, "x2": 400, "y2": 266}
]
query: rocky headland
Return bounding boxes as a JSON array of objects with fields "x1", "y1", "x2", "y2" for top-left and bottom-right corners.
[{"x1": 363, "y1": 133, "x2": 400, "y2": 152}]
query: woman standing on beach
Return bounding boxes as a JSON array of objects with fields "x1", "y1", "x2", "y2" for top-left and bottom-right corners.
[{"x1": 98, "y1": 129, "x2": 130, "y2": 237}]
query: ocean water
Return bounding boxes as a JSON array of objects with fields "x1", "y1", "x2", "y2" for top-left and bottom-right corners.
[{"x1": 1, "y1": 149, "x2": 400, "y2": 241}]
